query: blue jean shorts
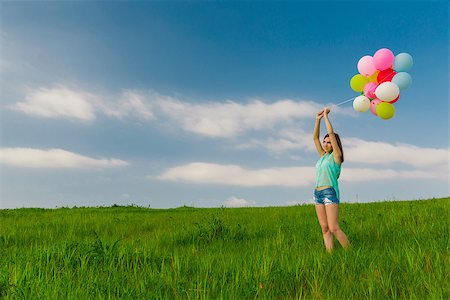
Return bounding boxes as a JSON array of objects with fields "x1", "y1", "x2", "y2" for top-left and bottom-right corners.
[{"x1": 314, "y1": 187, "x2": 340, "y2": 205}]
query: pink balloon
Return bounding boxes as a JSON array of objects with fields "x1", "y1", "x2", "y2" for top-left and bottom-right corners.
[
  {"x1": 373, "y1": 48, "x2": 395, "y2": 71},
  {"x1": 370, "y1": 99, "x2": 383, "y2": 116},
  {"x1": 364, "y1": 82, "x2": 378, "y2": 99},
  {"x1": 357, "y1": 56, "x2": 377, "y2": 76}
]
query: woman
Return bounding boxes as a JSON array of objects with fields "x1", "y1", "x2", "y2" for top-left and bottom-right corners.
[{"x1": 312, "y1": 107, "x2": 349, "y2": 252}]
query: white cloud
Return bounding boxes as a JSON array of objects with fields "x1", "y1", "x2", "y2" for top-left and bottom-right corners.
[
  {"x1": 11, "y1": 86, "x2": 97, "y2": 122},
  {"x1": 340, "y1": 168, "x2": 446, "y2": 182},
  {"x1": 10, "y1": 86, "x2": 154, "y2": 123},
  {"x1": 157, "y1": 162, "x2": 314, "y2": 187},
  {"x1": 345, "y1": 138, "x2": 449, "y2": 168},
  {"x1": 10, "y1": 87, "x2": 325, "y2": 138},
  {"x1": 153, "y1": 95, "x2": 322, "y2": 138},
  {"x1": 156, "y1": 161, "x2": 447, "y2": 187},
  {"x1": 236, "y1": 127, "x2": 315, "y2": 154},
  {"x1": 237, "y1": 132, "x2": 449, "y2": 171},
  {"x1": 224, "y1": 197, "x2": 257, "y2": 207},
  {"x1": 0, "y1": 148, "x2": 128, "y2": 169},
  {"x1": 10, "y1": 87, "x2": 448, "y2": 174},
  {"x1": 95, "y1": 90, "x2": 154, "y2": 121}
]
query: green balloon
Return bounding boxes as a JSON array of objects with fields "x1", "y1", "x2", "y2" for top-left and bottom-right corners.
[
  {"x1": 376, "y1": 102, "x2": 395, "y2": 120},
  {"x1": 350, "y1": 74, "x2": 369, "y2": 92}
]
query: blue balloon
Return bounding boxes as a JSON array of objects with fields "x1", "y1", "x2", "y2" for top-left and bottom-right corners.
[
  {"x1": 392, "y1": 72, "x2": 412, "y2": 90},
  {"x1": 393, "y1": 53, "x2": 413, "y2": 72}
]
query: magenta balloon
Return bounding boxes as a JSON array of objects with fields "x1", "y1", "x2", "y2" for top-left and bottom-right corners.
[
  {"x1": 373, "y1": 48, "x2": 395, "y2": 71},
  {"x1": 370, "y1": 99, "x2": 383, "y2": 116},
  {"x1": 357, "y1": 56, "x2": 377, "y2": 76}
]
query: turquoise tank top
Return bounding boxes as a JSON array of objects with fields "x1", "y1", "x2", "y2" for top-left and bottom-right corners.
[{"x1": 315, "y1": 153, "x2": 341, "y2": 199}]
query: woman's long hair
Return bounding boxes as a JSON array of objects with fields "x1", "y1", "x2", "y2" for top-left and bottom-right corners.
[{"x1": 324, "y1": 133, "x2": 344, "y2": 163}]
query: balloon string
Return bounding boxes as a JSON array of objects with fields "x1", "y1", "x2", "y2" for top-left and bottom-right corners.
[{"x1": 331, "y1": 96, "x2": 356, "y2": 107}]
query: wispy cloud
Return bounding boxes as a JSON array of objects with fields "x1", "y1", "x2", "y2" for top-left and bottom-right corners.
[
  {"x1": 156, "y1": 161, "x2": 447, "y2": 187},
  {"x1": 157, "y1": 162, "x2": 315, "y2": 187},
  {"x1": 341, "y1": 168, "x2": 446, "y2": 181},
  {"x1": 236, "y1": 131, "x2": 450, "y2": 170},
  {"x1": 11, "y1": 86, "x2": 97, "y2": 123},
  {"x1": 11, "y1": 87, "x2": 449, "y2": 175},
  {"x1": 236, "y1": 127, "x2": 315, "y2": 154},
  {"x1": 152, "y1": 94, "x2": 323, "y2": 138},
  {"x1": 9, "y1": 86, "x2": 154, "y2": 123},
  {"x1": 0, "y1": 148, "x2": 128, "y2": 169},
  {"x1": 9, "y1": 86, "x2": 327, "y2": 137},
  {"x1": 345, "y1": 138, "x2": 449, "y2": 168},
  {"x1": 95, "y1": 90, "x2": 154, "y2": 121}
]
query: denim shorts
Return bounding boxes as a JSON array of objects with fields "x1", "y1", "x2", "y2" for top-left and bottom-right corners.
[{"x1": 314, "y1": 187, "x2": 340, "y2": 205}]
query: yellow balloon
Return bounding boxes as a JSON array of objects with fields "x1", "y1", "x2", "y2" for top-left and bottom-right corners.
[
  {"x1": 368, "y1": 70, "x2": 379, "y2": 83},
  {"x1": 376, "y1": 102, "x2": 395, "y2": 120},
  {"x1": 350, "y1": 74, "x2": 369, "y2": 92}
]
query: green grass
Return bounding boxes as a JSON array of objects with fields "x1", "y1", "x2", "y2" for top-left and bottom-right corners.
[{"x1": 1, "y1": 198, "x2": 448, "y2": 299}]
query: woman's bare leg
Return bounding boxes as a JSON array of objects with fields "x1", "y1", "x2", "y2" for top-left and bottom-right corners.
[
  {"x1": 315, "y1": 204, "x2": 334, "y2": 252},
  {"x1": 325, "y1": 204, "x2": 349, "y2": 249}
]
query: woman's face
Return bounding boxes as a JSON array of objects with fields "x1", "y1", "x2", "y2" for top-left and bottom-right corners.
[{"x1": 323, "y1": 137, "x2": 333, "y2": 153}]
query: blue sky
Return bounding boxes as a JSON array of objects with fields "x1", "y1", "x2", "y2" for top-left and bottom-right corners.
[{"x1": 1, "y1": 1, "x2": 448, "y2": 208}]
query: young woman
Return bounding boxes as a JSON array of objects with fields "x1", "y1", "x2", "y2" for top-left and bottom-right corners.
[{"x1": 312, "y1": 107, "x2": 349, "y2": 252}]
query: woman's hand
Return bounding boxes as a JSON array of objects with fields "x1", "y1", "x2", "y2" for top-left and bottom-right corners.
[
  {"x1": 324, "y1": 107, "x2": 331, "y2": 115},
  {"x1": 316, "y1": 109, "x2": 324, "y2": 120}
]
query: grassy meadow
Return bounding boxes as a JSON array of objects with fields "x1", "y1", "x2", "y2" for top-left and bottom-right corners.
[{"x1": 0, "y1": 197, "x2": 448, "y2": 299}]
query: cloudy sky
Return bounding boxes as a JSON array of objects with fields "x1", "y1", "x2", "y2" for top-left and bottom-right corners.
[{"x1": 1, "y1": 1, "x2": 448, "y2": 209}]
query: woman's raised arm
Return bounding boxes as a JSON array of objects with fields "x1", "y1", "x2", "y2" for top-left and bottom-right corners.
[
  {"x1": 313, "y1": 110, "x2": 325, "y2": 156},
  {"x1": 323, "y1": 108, "x2": 342, "y2": 164}
]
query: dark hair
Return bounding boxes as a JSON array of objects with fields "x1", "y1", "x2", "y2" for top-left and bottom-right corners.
[{"x1": 324, "y1": 133, "x2": 344, "y2": 163}]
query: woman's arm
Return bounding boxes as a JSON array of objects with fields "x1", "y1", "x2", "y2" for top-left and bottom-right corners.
[
  {"x1": 313, "y1": 110, "x2": 325, "y2": 156},
  {"x1": 323, "y1": 108, "x2": 342, "y2": 164}
]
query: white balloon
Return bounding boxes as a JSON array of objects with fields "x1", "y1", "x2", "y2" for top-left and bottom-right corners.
[
  {"x1": 353, "y1": 95, "x2": 370, "y2": 112},
  {"x1": 375, "y1": 82, "x2": 400, "y2": 102}
]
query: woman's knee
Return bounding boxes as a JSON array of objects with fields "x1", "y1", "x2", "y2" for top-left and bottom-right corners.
[
  {"x1": 320, "y1": 224, "x2": 330, "y2": 234},
  {"x1": 329, "y1": 225, "x2": 340, "y2": 233}
]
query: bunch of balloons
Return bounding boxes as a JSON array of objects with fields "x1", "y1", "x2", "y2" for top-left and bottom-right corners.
[{"x1": 350, "y1": 48, "x2": 413, "y2": 120}]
